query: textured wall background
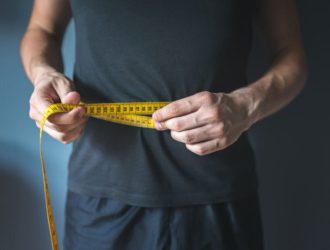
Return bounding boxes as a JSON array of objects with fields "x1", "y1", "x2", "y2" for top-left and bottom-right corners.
[{"x1": 0, "y1": 1, "x2": 329, "y2": 249}]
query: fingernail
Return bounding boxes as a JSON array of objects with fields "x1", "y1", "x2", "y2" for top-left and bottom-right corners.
[
  {"x1": 152, "y1": 112, "x2": 158, "y2": 121},
  {"x1": 155, "y1": 122, "x2": 162, "y2": 129}
]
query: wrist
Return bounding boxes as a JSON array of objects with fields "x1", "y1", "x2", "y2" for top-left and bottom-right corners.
[
  {"x1": 32, "y1": 66, "x2": 58, "y2": 86},
  {"x1": 227, "y1": 87, "x2": 260, "y2": 131}
]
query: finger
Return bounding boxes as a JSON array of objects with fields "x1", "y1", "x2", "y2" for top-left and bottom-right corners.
[
  {"x1": 155, "y1": 112, "x2": 200, "y2": 131},
  {"x1": 31, "y1": 89, "x2": 83, "y2": 122},
  {"x1": 56, "y1": 82, "x2": 77, "y2": 102},
  {"x1": 37, "y1": 116, "x2": 88, "y2": 133},
  {"x1": 185, "y1": 138, "x2": 228, "y2": 156},
  {"x1": 47, "y1": 107, "x2": 86, "y2": 125},
  {"x1": 32, "y1": 91, "x2": 58, "y2": 115},
  {"x1": 157, "y1": 107, "x2": 222, "y2": 131},
  {"x1": 31, "y1": 101, "x2": 86, "y2": 125},
  {"x1": 61, "y1": 91, "x2": 80, "y2": 105},
  {"x1": 29, "y1": 105, "x2": 43, "y2": 122},
  {"x1": 36, "y1": 121, "x2": 84, "y2": 144},
  {"x1": 152, "y1": 93, "x2": 202, "y2": 122},
  {"x1": 47, "y1": 91, "x2": 83, "y2": 124},
  {"x1": 170, "y1": 123, "x2": 226, "y2": 144}
]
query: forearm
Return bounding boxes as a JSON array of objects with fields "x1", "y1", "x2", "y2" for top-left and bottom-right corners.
[
  {"x1": 229, "y1": 47, "x2": 307, "y2": 129},
  {"x1": 20, "y1": 26, "x2": 64, "y2": 85}
]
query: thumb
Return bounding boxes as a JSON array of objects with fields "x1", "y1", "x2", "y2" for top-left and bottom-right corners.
[
  {"x1": 61, "y1": 91, "x2": 81, "y2": 105},
  {"x1": 55, "y1": 77, "x2": 77, "y2": 103}
]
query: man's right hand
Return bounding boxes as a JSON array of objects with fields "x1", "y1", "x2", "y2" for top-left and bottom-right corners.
[{"x1": 29, "y1": 71, "x2": 88, "y2": 144}]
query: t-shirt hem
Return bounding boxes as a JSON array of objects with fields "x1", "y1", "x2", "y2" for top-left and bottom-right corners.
[{"x1": 67, "y1": 181, "x2": 259, "y2": 207}]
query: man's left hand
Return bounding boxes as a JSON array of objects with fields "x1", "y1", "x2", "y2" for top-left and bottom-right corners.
[{"x1": 152, "y1": 91, "x2": 254, "y2": 156}]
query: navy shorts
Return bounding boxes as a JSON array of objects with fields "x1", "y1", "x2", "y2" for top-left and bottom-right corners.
[{"x1": 63, "y1": 190, "x2": 264, "y2": 250}]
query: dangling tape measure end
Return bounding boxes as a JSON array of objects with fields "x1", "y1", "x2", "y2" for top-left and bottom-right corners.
[
  {"x1": 39, "y1": 101, "x2": 170, "y2": 250},
  {"x1": 39, "y1": 107, "x2": 61, "y2": 250}
]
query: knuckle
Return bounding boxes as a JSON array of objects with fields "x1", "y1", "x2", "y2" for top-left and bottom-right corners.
[
  {"x1": 199, "y1": 91, "x2": 210, "y2": 98},
  {"x1": 54, "y1": 76, "x2": 71, "y2": 88},
  {"x1": 29, "y1": 109, "x2": 35, "y2": 120},
  {"x1": 170, "y1": 130, "x2": 176, "y2": 140},
  {"x1": 195, "y1": 150, "x2": 205, "y2": 156},
  {"x1": 209, "y1": 108, "x2": 221, "y2": 122},
  {"x1": 192, "y1": 115, "x2": 199, "y2": 126},
  {"x1": 185, "y1": 144, "x2": 204, "y2": 156},
  {"x1": 33, "y1": 84, "x2": 44, "y2": 94},
  {"x1": 183, "y1": 132, "x2": 194, "y2": 144},
  {"x1": 216, "y1": 92, "x2": 225, "y2": 101},
  {"x1": 200, "y1": 91, "x2": 217, "y2": 104},
  {"x1": 58, "y1": 133, "x2": 69, "y2": 143},
  {"x1": 186, "y1": 99, "x2": 194, "y2": 108},
  {"x1": 222, "y1": 136, "x2": 228, "y2": 146},
  {"x1": 171, "y1": 121, "x2": 182, "y2": 131},
  {"x1": 168, "y1": 103, "x2": 180, "y2": 115},
  {"x1": 199, "y1": 91, "x2": 210, "y2": 100},
  {"x1": 215, "y1": 139, "x2": 222, "y2": 149},
  {"x1": 194, "y1": 145, "x2": 206, "y2": 156},
  {"x1": 217, "y1": 122, "x2": 226, "y2": 135}
]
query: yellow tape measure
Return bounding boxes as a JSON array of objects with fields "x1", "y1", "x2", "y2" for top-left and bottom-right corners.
[{"x1": 39, "y1": 102, "x2": 170, "y2": 250}]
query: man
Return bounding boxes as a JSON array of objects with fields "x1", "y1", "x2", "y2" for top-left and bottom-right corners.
[{"x1": 20, "y1": 0, "x2": 307, "y2": 249}]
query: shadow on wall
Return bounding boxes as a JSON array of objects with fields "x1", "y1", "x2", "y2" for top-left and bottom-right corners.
[{"x1": 0, "y1": 141, "x2": 51, "y2": 250}]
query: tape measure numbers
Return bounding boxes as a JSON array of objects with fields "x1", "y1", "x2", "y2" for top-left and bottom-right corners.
[{"x1": 39, "y1": 102, "x2": 170, "y2": 250}]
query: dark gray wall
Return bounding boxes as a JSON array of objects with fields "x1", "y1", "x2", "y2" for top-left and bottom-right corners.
[
  {"x1": 247, "y1": 1, "x2": 330, "y2": 250},
  {"x1": 0, "y1": 1, "x2": 329, "y2": 249}
]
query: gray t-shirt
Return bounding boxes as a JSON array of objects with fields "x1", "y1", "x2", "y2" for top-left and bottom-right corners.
[{"x1": 68, "y1": 0, "x2": 259, "y2": 206}]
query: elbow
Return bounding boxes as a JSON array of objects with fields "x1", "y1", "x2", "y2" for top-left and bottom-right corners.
[
  {"x1": 287, "y1": 44, "x2": 308, "y2": 97},
  {"x1": 19, "y1": 32, "x2": 27, "y2": 59},
  {"x1": 19, "y1": 31, "x2": 29, "y2": 70}
]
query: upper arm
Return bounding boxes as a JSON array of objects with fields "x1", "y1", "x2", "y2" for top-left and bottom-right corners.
[
  {"x1": 254, "y1": 0, "x2": 305, "y2": 57},
  {"x1": 26, "y1": 0, "x2": 72, "y2": 43}
]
